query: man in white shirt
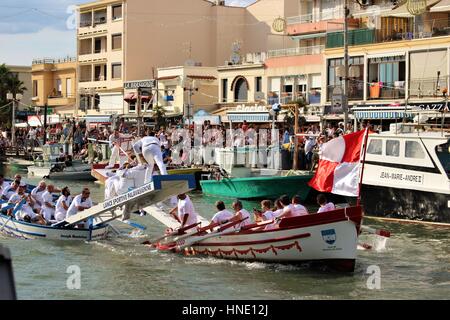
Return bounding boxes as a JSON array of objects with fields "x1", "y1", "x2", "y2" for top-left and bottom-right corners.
[
  {"x1": 115, "y1": 163, "x2": 135, "y2": 195},
  {"x1": 317, "y1": 194, "x2": 336, "y2": 214},
  {"x1": 1, "y1": 180, "x2": 19, "y2": 202},
  {"x1": 8, "y1": 182, "x2": 46, "y2": 225},
  {"x1": 210, "y1": 201, "x2": 234, "y2": 225},
  {"x1": 104, "y1": 171, "x2": 120, "y2": 200},
  {"x1": 254, "y1": 200, "x2": 276, "y2": 223},
  {"x1": 55, "y1": 187, "x2": 72, "y2": 222},
  {"x1": 231, "y1": 200, "x2": 251, "y2": 229},
  {"x1": 133, "y1": 132, "x2": 167, "y2": 183},
  {"x1": 66, "y1": 188, "x2": 93, "y2": 218},
  {"x1": 0, "y1": 175, "x2": 10, "y2": 197},
  {"x1": 30, "y1": 181, "x2": 47, "y2": 212},
  {"x1": 276, "y1": 195, "x2": 302, "y2": 220},
  {"x1": 292, "y1": 195, "x2": 309, "y2": 216},
  {"x1": 41, "y1": 184, "x2": 57, "y2": 223},
  {"x1": 106, "y1": 129, "x2": 123, "y2": 169},
  {"x1": 169, "y1": 193, "x2": 198, "y2": 228}
]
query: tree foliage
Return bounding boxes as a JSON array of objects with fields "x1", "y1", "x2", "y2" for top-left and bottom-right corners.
[{"x1": 0, "y1": 64, "x2": 27, "y2": 128}]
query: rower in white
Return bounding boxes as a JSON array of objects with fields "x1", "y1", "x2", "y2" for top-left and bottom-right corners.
[
  {"x1": 104, "y1": 171, "x2": 120, "y2": 200},
  {"x1": 317, "y1": 194, "x2": 336, "y2": 213},
  {"x1": 66, "y1": 188, "x2": 93, "y2": 228},
  {"x1": 55, "y1": 187, "x2": 72, "y2": 222},
  {"x1": 210, "y1": 201, "x2": 234, "y2": 225},
  {"x1": 133, "y1": 131, "x2": 168, "y2": 183},
  {"x1": 1, "y1": 180, "x2": 19, "y2": 202},
  {"x1": 292, "y1": 195, "x2": 309, "y2": 216},
  {"x1": 41, "y1": 184, "x2": 57, "y2": 223},
  {"x1": 169, "y1": 193, "x2": 198, "y2": 228},
  {"x1": 232, "y1": 200, "x2": 252, "y2": 229},
  {"x1": 30, "y1": 181, "x2": 47, "y2": 213},
  {"x1": 0, "y1": 175, "x2": 9, "y2": 195},
  {"x1": 8, "y1": 182, "x2": 46, "y2": 225}
]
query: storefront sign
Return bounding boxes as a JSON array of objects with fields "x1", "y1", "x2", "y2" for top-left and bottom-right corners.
[
  {"x1": 124, "y1": 80, "x2": 155, "y2": 89},
  {"x1": 352, "y1": 102, "x2": 448, "y2": 111}
]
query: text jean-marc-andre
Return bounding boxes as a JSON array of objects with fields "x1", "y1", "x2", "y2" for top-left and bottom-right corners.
[{"x1": 182, "y1": 304, "x2": 269, "y2": 318}]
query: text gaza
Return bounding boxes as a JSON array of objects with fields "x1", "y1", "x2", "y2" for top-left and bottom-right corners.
[{"x1": 103, "y1": 184, "x2": 154, "y2": 209}]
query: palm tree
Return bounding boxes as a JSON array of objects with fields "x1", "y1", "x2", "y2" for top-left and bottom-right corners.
[
  {"x1": 153, "y1": 104, "x2": 166, "y2": 130},
  {"x1": 0, "y1": 64, "x2": 27, "y2": 128}
]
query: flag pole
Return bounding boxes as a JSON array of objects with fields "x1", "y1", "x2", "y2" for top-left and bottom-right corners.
[{"x1": 357, "y1": 128, "x2": 370, "y2": 206}]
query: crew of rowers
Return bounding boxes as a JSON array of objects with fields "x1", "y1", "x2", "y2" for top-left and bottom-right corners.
[
  {"x1": 0, "y1": 174, "x2": 93, "y2": 227},
  {"x1": 169, "y1": 191, "x2": 336, "y2": 233}
]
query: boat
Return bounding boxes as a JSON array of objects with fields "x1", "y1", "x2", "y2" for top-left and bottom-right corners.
[
  {"x1": 91, "y1": 163, "x2": 205, "y2": 188},
  {"x1": 152, "y1": 206, "x2": 364, "y2": 272},
  {"x1": 200, "y1": 170, "x2": 313, "y2": 200},
  {"x1": 0, "y1": 174, "x2": 197, "y2": 241},
  {"x1": 27, "y1": 144, "x2": 94, "y2": 180},
  {"x1": 361, "y1": 123, "x2": 450, "y2": 223}
]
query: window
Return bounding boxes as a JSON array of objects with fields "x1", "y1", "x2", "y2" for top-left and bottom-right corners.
[
  {"x1": 255, "y1": 77, "x2": 262, "y2": 92},
  {"x1": 112, "y1": 63, "x2": 122, "y2": 79},
  {"x1": 112, "y1": 34, "x2": 122, "y2": 50},
  {"x1": 327, "y1": 56, "x2": 364, "y2": 101},
  {"x1": 386, "y1": 140, "x2": 400, "y2": 157},
  {"x1": 405, "y1": 141, "x2": 425, "y2": 159},
  {"x1": 56, "y1": 79, "x2": 62, "y2": 96},
  {"x1": 66, "y1": 78, "x2": 72, "y2": 97},
  {"x1": 33, "y1": 80, "x2": 38, "y2": 97},
  {"x1": 221, "y1": 79, "x2": 228, "y2": 103},
  {"x1": 367, "y1": 139, "x2": 382, "y2": 155},
  {"x1": 129, "y1": 101, "x2": 136, "y2": 113},
  {"x1": 436, "y1": 141, "x2": 450, "y2": 178},
  {"x1": 234, "y1": 78, "x2": 248, "y2": 102},
  {"x1": 112, "y1": 5, "x2": 122, "y2": 20}
]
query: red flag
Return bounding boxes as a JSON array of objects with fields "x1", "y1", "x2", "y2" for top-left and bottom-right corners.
[{"x1": 308, "y1": 130, "x2": 367, "y2": 197}]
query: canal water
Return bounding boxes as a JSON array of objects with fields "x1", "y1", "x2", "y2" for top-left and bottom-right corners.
[{"x1": 1, "y1": 164, "x2": 449, "y2": 300}]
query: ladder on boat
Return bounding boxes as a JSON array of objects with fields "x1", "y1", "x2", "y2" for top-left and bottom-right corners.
[{"x1": 53, "y1": 175, "x2": 197, "y2": 228}]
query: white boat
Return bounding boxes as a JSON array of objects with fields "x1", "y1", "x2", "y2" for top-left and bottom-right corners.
[
  {"x1": 0, "y1": 213, "x2": 109, "y2": 240},
  {"x1": 27, "y1": 144, "x2": 94, "y2": 180},
  {"x1": 153, "y1": 206, "x2": 363, "y2": 272},
  {"x1": 362, "y1": 123, "x2": 450, "y2": 223},
  {"x1": 1, "y1": 174, "x2": 197, "y2": 241}
]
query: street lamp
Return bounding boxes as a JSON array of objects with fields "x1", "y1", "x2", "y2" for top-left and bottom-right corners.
[{"x1": 6, "y1": 93, "x2": 22, "y2": 147}]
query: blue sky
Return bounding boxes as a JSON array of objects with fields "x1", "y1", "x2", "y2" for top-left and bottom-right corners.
[{"x1": 0, "y1": 0, "x2": 256, "y2": 66}]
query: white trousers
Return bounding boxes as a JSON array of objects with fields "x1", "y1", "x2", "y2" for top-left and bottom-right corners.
[
  {"x1": 109, "y1": 146, "x2": 120, "y2": 167},
  {"x1": 55, "y1": 211, "x2": 67, "y2": 222},
  {"x1": 143, "y1": 144, "x2": 167, "y2": 183}
]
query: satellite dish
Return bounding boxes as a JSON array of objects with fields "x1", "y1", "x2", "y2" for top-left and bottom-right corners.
[{"x1": 231, "y1": 53, "x2": 241, "y2": 65}]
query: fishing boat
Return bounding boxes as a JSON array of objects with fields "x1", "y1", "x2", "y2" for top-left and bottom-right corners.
[
  {"x1": 0, "y1": 174, "x2": 197, "y2": 241},
  {"x1": 27, "y1": 144, "x2": 94, "y2": 180},
  {"x1": 362, "y1": 123, "x2": 450, "y2": 223},
  {"x1": 155, "y1": 206, "x2": 364, "y2": 272}
]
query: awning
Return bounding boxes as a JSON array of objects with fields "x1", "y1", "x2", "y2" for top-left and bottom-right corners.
[
  {"x1": 381, "y1": 0, "x2": 442, "y2": 17},
  {"x1": 157, "y1": 76, "x2": 179, "y2": 81},
  {"x1": 85, "y1": 115, "x2": 112, "y2": 124},
  {"x1": 187, "y1": 75, "x2": 217, "y2": 80},
  {"x1": 291, "y1": 32, "x2": 326, "y2": 40},
  {"x1": 367, "y1": 52, "x2": 406, "y2": 59},
  {"x1": 431, "y1": 0, "x2": 450, "y2": 11},
  {"x1": 227, "y1": 112, "x2": 271, "y2": 123},
  {"x1": 124, "y1": 93, "x2": 137, "y2": 102},
  {"x1": 353, "y1": 107, "x2": 414, "y2": 120},
  {"x1": 193, "y1": 115, "x2": 221, "y2": 125},
  {"x1": 141, "y1": 95, "x2": 150, "y2": 102}
]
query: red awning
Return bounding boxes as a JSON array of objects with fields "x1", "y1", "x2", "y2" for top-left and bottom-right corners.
[
  {"x1": 141, "y1": 95, "x2": 151, "y2": 102},
  {"x1": 124, "y1": 93, "x2": 137, "y2": 102}
]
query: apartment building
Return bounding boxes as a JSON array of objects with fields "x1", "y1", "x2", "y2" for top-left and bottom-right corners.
[
  {"x1": 75, "y1": 0, "x2": 308, "y2": 118},
  {"x1": 31, "y1": 57, "x2": 77, "y2": 117},
  {"x1": 321, "y1": 0, "x2": 450, "y2": 124},
  {"x1": 7, "y1": 65, "x2": 32, "y2": 109}
]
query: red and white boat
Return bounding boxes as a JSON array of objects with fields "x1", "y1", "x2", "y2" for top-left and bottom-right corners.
[{"x1": 153, "y1": 206, "x2": 363, "y2": 272}]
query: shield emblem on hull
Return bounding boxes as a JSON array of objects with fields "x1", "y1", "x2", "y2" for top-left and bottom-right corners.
[{"x1": 321, "y1": 229, "x2": 337, "y2": 245}]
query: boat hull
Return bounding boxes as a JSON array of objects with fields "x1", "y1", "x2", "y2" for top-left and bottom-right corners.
[
  {"x1": 166, "y1": 206, "x2": 363, "y2": 272},
  {"x1": 200, "y1": 174, "x2": 313, "y2": 200},
  {"x1": 0, "y1": 214, "x2": 109, "y2": 241},
  {"x1": 361, "y1": 184, "x2": 450, "y2": 223},
  {"x1": 28, "y1": 164, "x2": 93, "y2": 180}
]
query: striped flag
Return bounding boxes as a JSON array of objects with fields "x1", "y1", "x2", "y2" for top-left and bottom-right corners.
[{"x1": 308, "y1": 129, "x2": 367, "y2": 197}]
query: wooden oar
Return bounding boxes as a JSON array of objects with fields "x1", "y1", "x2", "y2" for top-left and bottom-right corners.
[
  {"x1": 142, "y1": 222, "x2": 201, "y2": 246},
  {"x1": 361, "y1": 225, "x2": 391, "y2": 238},
  {"x1": 176, "y1": 218, "x2": 247, "y2": 251}
]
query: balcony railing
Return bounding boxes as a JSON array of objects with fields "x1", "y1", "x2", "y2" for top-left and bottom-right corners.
[
  {"x1": 409, "y1": 77, "x2": 450, "y2": 98},
  {"x1": 267, "y1": 45, "x2": 324, "y2": 59},
  {"x1": 286, "y1": 8, "x2": 344, "y2": 25},
  {"x1": 327, "y1": 84, "x2": 364, "y2": 101},
  {"x1": 368, "y1": 82, "x2": 406, "y2": 100},
  {"x1": 32, "y1": 57, "x2": 76, "y2": 65}
]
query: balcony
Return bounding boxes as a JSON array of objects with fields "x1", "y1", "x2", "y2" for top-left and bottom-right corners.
[
  {"x1": 287, "y1": 9, "x2": 360, "y2": 36},
  {"x1": 47, "y1": 94, "x2": 76, "y2": 106},
  {"x1": 267, "y1": 45, "x2": 324, "y2": 59},
  {"x1": 409, "y1": 76, "x2": 449, "y2": 99},
  {"x1": 327, "y1": 84, "x2": 364, "y2": 102},
  {"x1": 368, "y1": 82, "x2": 406, "y2": 100},
  {"x1": 326, "y1": 28, "x2": 376, "y2": 48}
]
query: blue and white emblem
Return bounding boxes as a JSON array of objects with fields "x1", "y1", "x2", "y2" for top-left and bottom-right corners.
[{"x1": 321, "y1": 229, "x2": 336, "y2": 245}]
